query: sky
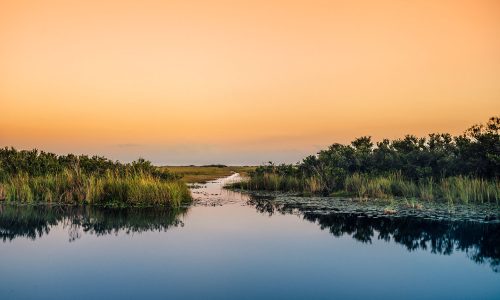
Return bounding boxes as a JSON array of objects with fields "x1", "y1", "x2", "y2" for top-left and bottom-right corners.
[{"x1": 1, "y1": 0, "x2": 499, "y2": 165}]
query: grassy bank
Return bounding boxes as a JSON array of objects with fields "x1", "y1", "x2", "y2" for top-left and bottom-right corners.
[
  {"x1": 0, "y1": 148, "x2": 191, "y2": 207},
  {"x1": 232, "y1": 173, "x2": 499, "y2": 203},
  {"x1": 161, "y1": 165, "x2": 255, "y2": 183}
]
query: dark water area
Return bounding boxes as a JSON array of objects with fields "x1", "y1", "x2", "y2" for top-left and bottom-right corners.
[{"x1": 1, "y1": 174, "x2": 499, "y2": 299}]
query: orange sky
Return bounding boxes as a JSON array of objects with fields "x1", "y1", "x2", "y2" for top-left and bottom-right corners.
[{"x1": 1, "y1": 0, "x2": 499, "y2": 164}]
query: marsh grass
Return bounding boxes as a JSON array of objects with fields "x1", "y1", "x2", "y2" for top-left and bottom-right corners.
[
  {"x1": 231, "y1": 173, "x2": 326, "y2": 195},
  {"x1": 231, "y1": 172, "x2": 499, "y2": 204},
  {"x1": 0, "y1": 169, "x2": 191, "y2": 207},
  {"x1": 234, "y1": 173, "x2": 303, "y2": 192},
  {"x1": 344, "y1": 174, "x2": 499, "y2": 203}
]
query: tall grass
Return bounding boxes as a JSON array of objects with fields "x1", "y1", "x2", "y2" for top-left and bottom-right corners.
[
  {"x1": 233, "y1": 173, "x2": 314, "y2": 193},
  {"x1": 232, "y1": 172, "x2": 499, "y2": 204},
  {"x1": 0, "y1": 169, "x2": 191, "y2": 207},
  {"x1": 344, "y1": 173, "x2": 419, "y2": 199},
  {"x1": 345, "y1": 174, "x2": 499, "y2": 203}
]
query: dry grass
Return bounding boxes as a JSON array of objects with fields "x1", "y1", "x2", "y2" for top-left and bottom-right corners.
[{"x1": 160, "y1": 166, "x2": 255, "y2": 183}]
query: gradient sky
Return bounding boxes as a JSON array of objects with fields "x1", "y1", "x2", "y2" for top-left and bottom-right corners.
[{"x1": 1, "y1": 0, "x2": 499, "y2": 165}]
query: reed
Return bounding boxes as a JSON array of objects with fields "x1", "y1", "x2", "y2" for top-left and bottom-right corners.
[
  {"x1": 231, "y1": 172, "x2": 499, "y2": 203},
  {"x1": 344, "y1": 174, "x2": 499, "y2": 203},
  {"x1": 232, "y1": 174, "x2": 306, "y2": 192},
  {"x1": 0, "y1": 169, "x2": 191, "y2": 207}
]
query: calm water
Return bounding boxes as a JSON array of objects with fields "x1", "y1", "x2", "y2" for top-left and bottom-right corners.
[{"x1": 1, "y1": 174, "x2": 499, "y2": 300}]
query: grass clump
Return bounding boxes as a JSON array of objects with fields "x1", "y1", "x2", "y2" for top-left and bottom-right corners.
[{"x1": 87, "y1": 173, "x2": 191, "y2": 207}]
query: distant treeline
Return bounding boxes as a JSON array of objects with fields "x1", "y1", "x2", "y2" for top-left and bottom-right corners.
[
  {"x1": 234, "y1": 116, "x2": 500, "y2": 202},
  {"x1": 201, "y1": 164, "x2": 228, "y2": 168},
  {"x1": 0, "y1": 149, "x2": 191, "y2": 206}
]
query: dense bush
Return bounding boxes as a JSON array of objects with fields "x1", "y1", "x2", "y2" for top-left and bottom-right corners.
[{"x1": 0, "y1": 148, "x2": 179, "y2": 180}]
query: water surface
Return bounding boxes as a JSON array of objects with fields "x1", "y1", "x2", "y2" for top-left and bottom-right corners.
[{"x1": 1, "y1": 174, "x2": 499, "y2": 299}]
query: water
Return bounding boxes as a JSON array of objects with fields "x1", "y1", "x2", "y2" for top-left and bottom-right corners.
[{"x1": 1, "y1": 174, "x2": 499, "y2": 300}]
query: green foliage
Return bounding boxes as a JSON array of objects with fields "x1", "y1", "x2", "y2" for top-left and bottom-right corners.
[
  {"x1": 0, "y1": 148, "x2": 180, "y2": 180},
  {"x1": 235, "y1": 116, "x2": 500, "y2": 203},
  {"x1": 342, "y1": 174, "x2": 498, "y2": 203},
  {"x1": 0, "y1": 169, "x2": 191, "y2": 207},
  {"x1": 0, "y1": 150, "x2": 191, "y2": 206},
  {"x1": 86, "y1": 172, "x2": 191, "y2": 207}
]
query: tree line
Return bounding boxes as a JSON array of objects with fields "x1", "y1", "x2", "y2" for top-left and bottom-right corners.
[{"x1": 252, "y1": 116, "x2": 499, "y2": 191}]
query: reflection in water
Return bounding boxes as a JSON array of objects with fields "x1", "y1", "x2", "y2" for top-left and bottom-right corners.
[
  {"x1": 0, "y1": 204, "x2": 187, "y2": 242},
  {"x1": 249, "y1": 196, "x2": 500, "y2": 273},
  {"x1": 1, "y1": 173, "x2": 499, "y2": 276}
]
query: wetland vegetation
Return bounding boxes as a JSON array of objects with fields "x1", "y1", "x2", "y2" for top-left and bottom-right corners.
[
  {"x1": 0, "y1": 148, "x2": 191, "y2": 207},
  {"x1": 232, "y1": 116, "x2": 500, "y2": 204}
]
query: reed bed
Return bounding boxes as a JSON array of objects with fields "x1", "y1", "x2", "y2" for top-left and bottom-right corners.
[
  {"x1": 233, "y1": 173, "x2": 307, "y2": 192},
  {"x1": 0, "y1": 169, "x2": 191, "y2": 207},
  {"x1": 231, "y1": 173, "x2": 499, "y2": 204},
  {"x1": 344, "y1": 174, "x2": 500, "y2": 203}
]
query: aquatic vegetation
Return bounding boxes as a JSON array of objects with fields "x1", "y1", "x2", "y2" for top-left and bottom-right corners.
[
  {"x1": 0, "y1": 170, "x2": 191, "y2": 207},
  {"x1": 0, "y1": 149, "x2": 191, "y2": 207},
  {"x1": 343, "y1": 174, "x2": 499, "y2": 203},
  {"x1": 232, "y1": 117, "x2": 500, "y2": 203},
  {"x1": 86, "y1": 172, "x2": 191, "y2": 207},
  {"x1": 233, "y1": 172, "x2": 499, "y2": 203}
]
